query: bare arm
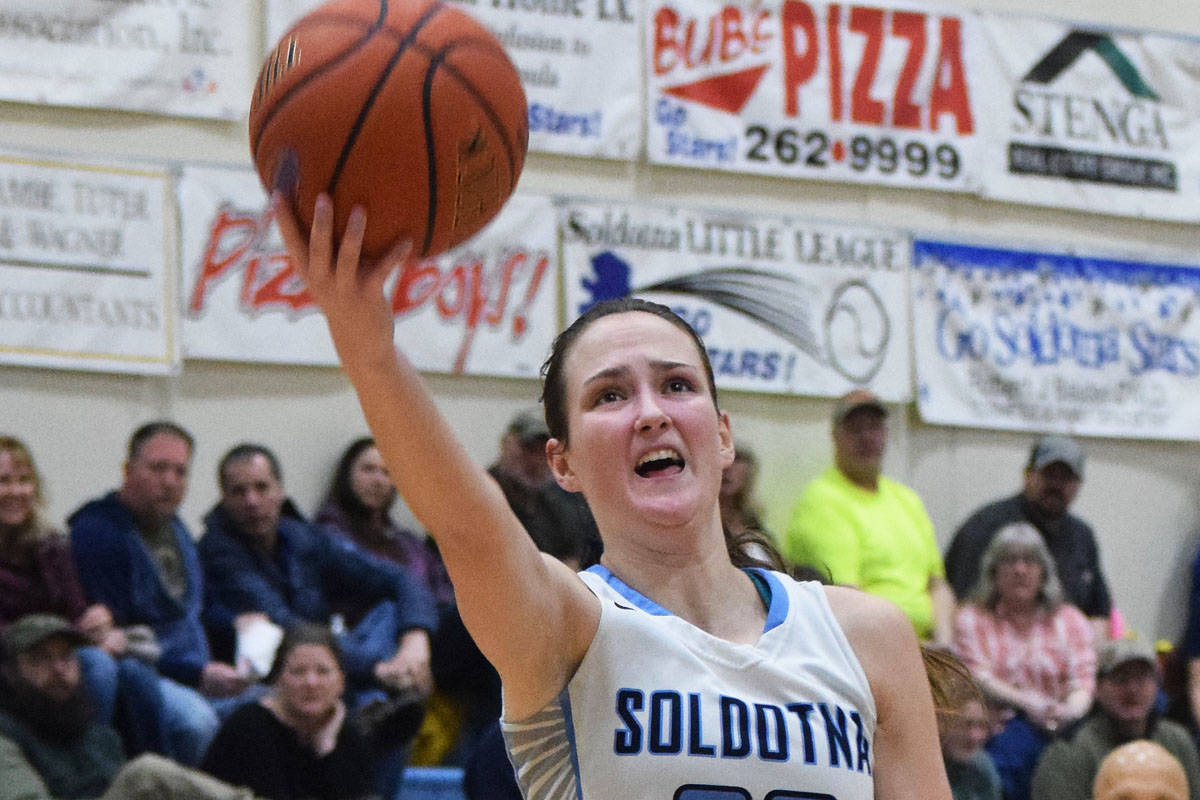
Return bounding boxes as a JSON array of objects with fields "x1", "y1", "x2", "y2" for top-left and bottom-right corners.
[
  {"x1": 825, "y1": 586, "x2": 951, "y2": 800},
  {"x1": 928, "y1": 576, "x2": 956, "y2": 650},
  {"x1": 275, "y1": 196, "x2": 598, "y2": 718}
]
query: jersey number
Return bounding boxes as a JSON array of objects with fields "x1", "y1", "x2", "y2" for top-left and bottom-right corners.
[{"x1": 674, "y1": 786, "x2": 837, "y2": 800}]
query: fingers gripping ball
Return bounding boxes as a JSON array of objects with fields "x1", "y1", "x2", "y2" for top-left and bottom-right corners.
[{"x1": 250, "y1": 0, "x2": 529, "y2": 259}]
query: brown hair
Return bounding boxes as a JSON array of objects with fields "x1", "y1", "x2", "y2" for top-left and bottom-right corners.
[{"x1": 921, "y1": 644, "x2": 983, "y2": 717}]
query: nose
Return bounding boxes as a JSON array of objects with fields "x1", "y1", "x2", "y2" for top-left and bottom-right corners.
[{"x1": 634, "y1": 390, "x2": 669, "y2": 432}]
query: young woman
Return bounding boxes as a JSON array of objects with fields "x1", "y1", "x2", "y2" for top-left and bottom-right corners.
[{"x1": 274, "y1": 194, "x2": 950, "y2": 800}]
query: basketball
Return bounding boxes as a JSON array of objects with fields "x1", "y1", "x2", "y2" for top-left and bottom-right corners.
[{"x1": 250, "y1": 0, "x2": 528, "y2": 260}]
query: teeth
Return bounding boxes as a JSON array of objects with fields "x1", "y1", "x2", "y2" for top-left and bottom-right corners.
[{"x1": 637, "y1": 448, "x2": 680, "y2": 468}]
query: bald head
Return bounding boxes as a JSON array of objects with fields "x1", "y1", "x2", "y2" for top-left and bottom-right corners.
[{"x1": 1092, "y1": 741, "x2": 1187, "y2": 800}]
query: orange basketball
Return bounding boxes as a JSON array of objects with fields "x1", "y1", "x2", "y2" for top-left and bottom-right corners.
[{"x1": 250, "y1": 0, "x2": 528, "y2": 260}]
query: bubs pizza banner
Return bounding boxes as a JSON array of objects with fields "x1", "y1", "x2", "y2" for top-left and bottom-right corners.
[
  {"x1": 645, "y1": 0, "x2": 984, "y2": 191},
  {"x1": 560, "y1": 198, "x2": 911, "y2": 400},
  {"x1": 178, "y1": 165, "x2": 558, "y2": 377}
]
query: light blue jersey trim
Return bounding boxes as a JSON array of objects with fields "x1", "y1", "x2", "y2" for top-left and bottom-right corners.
[
  {"x1": 584, "y1": 564, "x2": 790, "y2": 634},
  {"x1": 558, "y1": 687, "x2": 584, "y2": 800}
]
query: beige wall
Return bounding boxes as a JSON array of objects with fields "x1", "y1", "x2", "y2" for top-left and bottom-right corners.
[{"x1": 3, "y1": 0, "x2": 1199, "y2": 643}]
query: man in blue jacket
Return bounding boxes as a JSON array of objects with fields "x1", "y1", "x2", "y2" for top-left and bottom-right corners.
[
  {"x1": 199, "y1": 443, "x2": 437, "y2": 705},
  {"x1": 68, "y1": 421, "x2": 251, "y2": 765}
]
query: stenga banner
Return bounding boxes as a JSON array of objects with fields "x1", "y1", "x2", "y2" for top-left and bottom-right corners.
[
  {"x1": 645, "y1": 0, "x2": 985, "y2": 192},
  {"x1": 977, "y1": 12, "x2": 1200, "y2": 221}
]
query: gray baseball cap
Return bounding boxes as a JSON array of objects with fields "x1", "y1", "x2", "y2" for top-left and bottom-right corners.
[
  {"x1": 2, "y1": 614, "x2": 87, "y2": 660},
  {"x1": 1029, "y1": 434, "x2": 1085, "y2": 479}
]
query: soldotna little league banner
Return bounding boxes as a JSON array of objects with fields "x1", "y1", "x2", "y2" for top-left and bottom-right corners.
[
  {"x1": 179, "y1": 165, "x2": 558, "y2": 377},
  {"x1": 645, "y1": 0, "x2": 984, "y2": 192},
  {"x1": 912, "y1": 239, "x2": 1200, "y2": 440},
  {"x1": 560, "y1": 199, "x2": 911, "y2": 400},
  {"x1": 0, "y1": 1, "x2": 252, "y2": 120},
  {"x1": 0, "y1": 153, "x2": 175, "y2": 375},
  {"x1": 977, "y1": 12, "x2": 1200, "y2": 221},
  {"x1": 265, "y1": 0, "x2": 641, "y2": 160}
]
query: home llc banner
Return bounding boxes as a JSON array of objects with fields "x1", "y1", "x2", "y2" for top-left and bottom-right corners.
[
  {"x1": 560, "y1": 198, "x2": 911, "y2": 400},
  {"x1": 913, "y1": 239, "x2": 1200, "y2": 440},
  {"x1": 178, "y1": 164, "x2": 558, "y2": 377},
  {"x1": 645, "y1": 0, "x2": 985, "y2": 192}
]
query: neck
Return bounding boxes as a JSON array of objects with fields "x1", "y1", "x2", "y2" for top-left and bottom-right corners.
[
  {"x1": 994, "y1": 597, "x2": 1039, "y2": 621},
  {"x1": 838, "y1": 465, "x2": 879, "y2": 491}
]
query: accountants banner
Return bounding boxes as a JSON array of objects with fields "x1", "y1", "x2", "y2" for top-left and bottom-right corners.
[
  {"x1": 560, "y1": 199, "x2": 911, "y2": 400},
  {"x1": 0, "y1": 154, "x2": 175, "y2": 375},
  {"x1": 266, "y1": 0, "x2": 641, "y2": 159},
  {"x1": 0, "y1": 1, "x2": 252, "y2": 119},
  {"x1": 977, "y1": 13, "x2": 1200, "y2": 221},
  {"x1": 912, "y1": 239, "x2": 1200, "y2": 440},
  {"x1": 645, "y1": 0, "x2": 984, "y2": 191},
  {"x1": 179, "y1": 165, "x2": 558, "y2": 377}
]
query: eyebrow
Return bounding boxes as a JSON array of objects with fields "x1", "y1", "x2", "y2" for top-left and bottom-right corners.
[{"x1": 581, "y1": 360, "x2": 697, "y2": 388}]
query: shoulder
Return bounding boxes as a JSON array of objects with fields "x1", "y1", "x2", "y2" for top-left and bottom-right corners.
[
  {"x1": 958, "y1": 495, "x2": 1021, "y2": 531},
  {"x1": 822, "y1": 584, "x2": 917, "y2": 668},
  {"x1": 67, "y1": 493, "x2": 125, "y2": 536}
]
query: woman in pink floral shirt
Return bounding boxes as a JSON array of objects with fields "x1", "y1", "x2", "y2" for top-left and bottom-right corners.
[{"x1": 954, "y1": 521, "x2": 1096, "y2": 800}]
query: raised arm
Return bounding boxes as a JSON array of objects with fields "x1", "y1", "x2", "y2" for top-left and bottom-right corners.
[{"x1": 274, "y1": 196, "x2": 598, "y2": 717}]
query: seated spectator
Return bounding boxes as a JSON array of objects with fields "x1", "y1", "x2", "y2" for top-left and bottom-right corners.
[
  {"x1": 1092, "y1": 740, "x2": 1189, "y2": 800},
  {"x1": 0, "y1": 435, "x2": 168, "y2": 759},
  {"x1": 199, "y1": 443, "x2": 437, "y2": 709},
  {"x1": 488, "y1": 408, "x2": 601, "y2": 571},
  {"x1": 202, "y1": 624, "x2": 394, "y2": 800},
  {"x1": 945, "y1": 435, "x2": 1111, "y2": 634},
  {"x1": 1032, "y1": 637, "x2": 1200, "y2": 800},
  {"x1": 0, "y1": 614, "x2": 254, "y2": 800},
  {"x1": 923, "y1": 646, "x2": 1002, "y2": 800},
  {"x1": 69, "y1": 422, "x2": 246, "y2": 764},
  {"x1": 313, "y1": 437, "x2": 453, "y2": 612},
  {"x1": 955, "y1": 522, "x2": 1096, "y2": 800},
  {"x1": 719, "y1": 442, "x2": 767, "y2": 538}
]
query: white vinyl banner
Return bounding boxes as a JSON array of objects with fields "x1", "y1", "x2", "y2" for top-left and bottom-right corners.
[
  {"x1": 560, "y1": 199, "x2": 911, "y2": 400},
  {"x1": 265, "y1": 0, "x2": 641, "y2": 159},
  {"x1": 0, "y1": 1, "x2": 252, "y2": 120},
  {"x1": 0, "y1": 154, "x2": 175, "y2": 375},
  {"x1": 179, "y1": 165, "x2": 557, "y2": 377},
  {"x1": 645, "y1": 0, "x2": 984, "y2": 191},
  {"x1": 977, "y1": 13, "x2": 1200, "y2": 221},
  {"x1": 912, "y1": 239, "x2": 1200, "y2": 440}
]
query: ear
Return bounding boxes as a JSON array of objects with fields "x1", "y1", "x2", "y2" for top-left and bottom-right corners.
[
  {"x1": 546, "y1": 438, "x2": 581, "y2": 493},
  {"x1": 717, "y1": 410, "x2": 735, "y2": 470}
]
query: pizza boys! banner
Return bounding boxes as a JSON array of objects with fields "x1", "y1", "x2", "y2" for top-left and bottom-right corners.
[
  {"x1": 266, "y1": 0, "x2": 641, "y2": 160},
  {"x1": 0, "y1": 0, "x2": 251, "y2": 120},
  {"x1": 912, "y1": 240, "x2": 1200, "y2": 440},
  {"x1": 645, "y1": 0, "x2": 983, "y2": 191},
  {"x1": 977, "y1": 13, "x2": 1200, "y2": 221},
  {"x1": 560, "y1": 199, "x2": 911, "y2": 400},
  {"x1": 0, "y1": 154, "x2": 175, "y2": 375},
  {"x1": 179, "y1": 165, "x2": 558, "y2": 377}
]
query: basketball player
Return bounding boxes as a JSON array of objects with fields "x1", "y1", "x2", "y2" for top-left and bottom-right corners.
[{"x1": 274, "y1": 193, "x2": 950, "y2": 800}]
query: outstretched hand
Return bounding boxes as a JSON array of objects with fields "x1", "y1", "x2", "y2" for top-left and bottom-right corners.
[{"x1": 272, "y1": 193, "x2": 413, "y2": 372}]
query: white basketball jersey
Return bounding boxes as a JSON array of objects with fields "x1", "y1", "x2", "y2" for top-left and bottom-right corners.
[{"x1": 501, "y1": 567, "x2": 876, "y2": 800}]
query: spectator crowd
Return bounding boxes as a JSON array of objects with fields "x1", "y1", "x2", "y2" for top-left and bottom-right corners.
[{"x1": 3, "y1": 394, "x2": 1200, "y2": 800}]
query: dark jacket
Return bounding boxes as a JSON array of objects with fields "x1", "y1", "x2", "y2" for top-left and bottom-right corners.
[
  {"x1": 198, "y1": 505, "x2": 437, "y2": 641},
  {"x1": 68, "y1": 492, "x2": 209, "y2": 686}
]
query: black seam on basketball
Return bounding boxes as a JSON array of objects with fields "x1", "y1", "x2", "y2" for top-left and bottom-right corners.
[
  {"x1": 251, "y1": 15, "x2": 381, "y2": 157},
  {"x1": 420, "y1": 48, "x2": 443, "y2": 257},
  {"x1": 327, "y1": 1, "x2": 449, "y2": 198},
  {"x1": 424, "y1": 40, "x2": 521, "y2": 189}
]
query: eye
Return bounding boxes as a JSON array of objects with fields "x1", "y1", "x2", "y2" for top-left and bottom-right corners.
[
  {"x1": 665, "y1": 377, "x2": 694, "y2": 393},
  {"x1": 594, "y1": 388, "x2": 623, "y2": 405}
]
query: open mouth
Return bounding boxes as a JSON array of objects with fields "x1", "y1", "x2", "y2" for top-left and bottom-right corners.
[{"x1": 635, "y1": 448, "x2": 684, "y2": 477}]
